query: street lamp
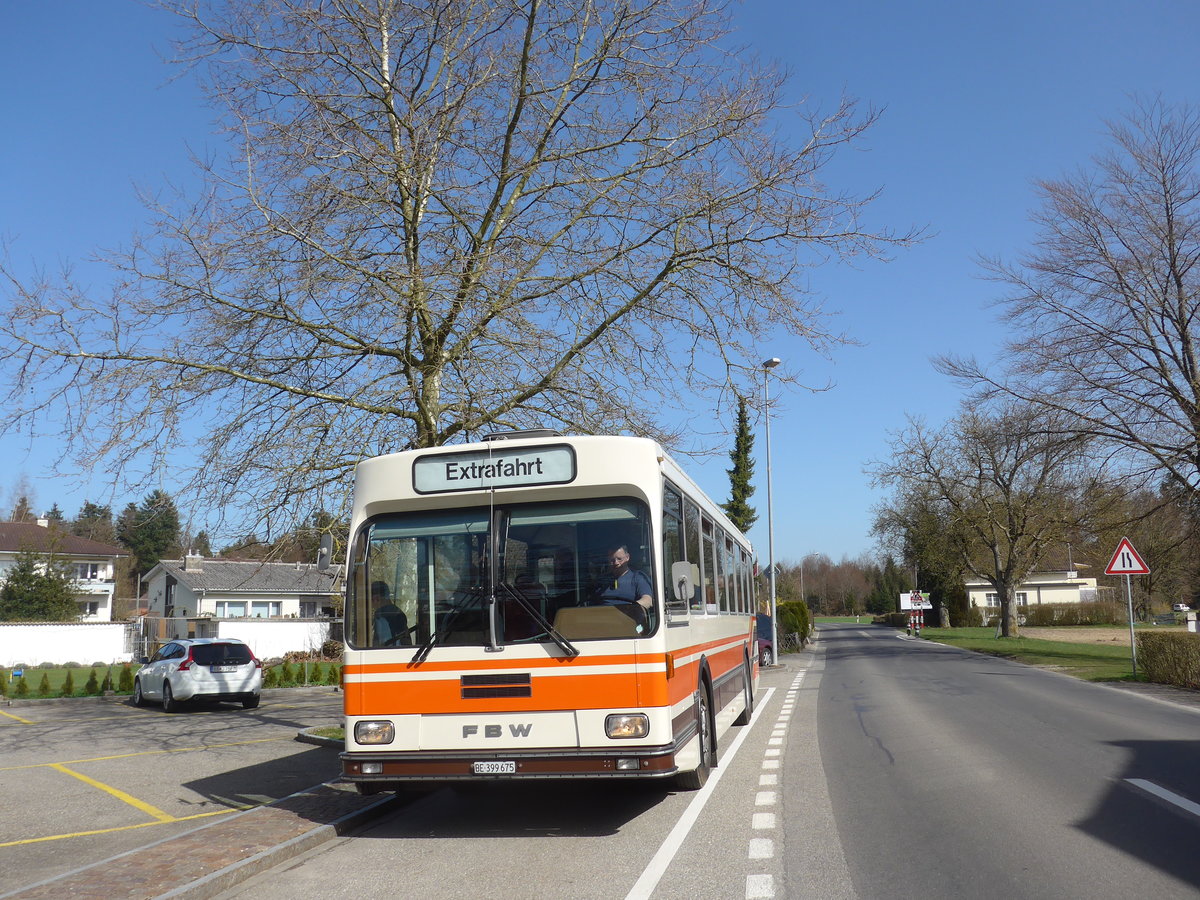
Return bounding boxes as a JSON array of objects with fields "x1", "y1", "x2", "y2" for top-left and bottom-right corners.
[{"x1": 762, "y1": 357, "x2": 781, "y2": 665}]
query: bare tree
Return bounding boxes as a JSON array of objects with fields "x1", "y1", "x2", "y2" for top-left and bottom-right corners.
[
  {"x1": 872, "y1": 403, "x2": 1113, "y2": 637},
  {"x1": 0, "y1": 0, "x2": 910, "y2": 537},
  {"x1": 940, "y1": 98, "x2": 1200, "y2": 495}
]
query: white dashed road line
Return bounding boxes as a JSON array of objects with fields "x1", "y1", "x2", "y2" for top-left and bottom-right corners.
[{"x1": 744, "y1": 670, "x2": 806, "y2": 899}]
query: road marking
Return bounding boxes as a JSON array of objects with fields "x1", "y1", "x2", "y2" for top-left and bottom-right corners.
[
  {"x1": 0, "y1": 807, "x2": 242, "y2": 848},
  {"x1": 1126, "y1": 779, "x2": 1200, "y2": 818},
  {"x1": 49, "y1": 763, "x2": 176, "y2": 822},
  {"x1": 0, "y1": 708, "x2": 35, "y2": 724},
  {"x1": 0, "y1": 735, "x2": 291, "y2": 772},
  {"x1": 745, "y1": 873, "x2": 775, "y2": 898},
  {"x1": 623, "y1": 687, "x2": 775, "y2": 900}
]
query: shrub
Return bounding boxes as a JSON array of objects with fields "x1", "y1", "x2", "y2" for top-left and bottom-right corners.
[
  {"x1": 63, "y1": 661, "x2": 82, "y2": 669},
  {"x1": 263, "y1": 666, "x2": 279, "y2": 688},
  {"x1": 61, "y1": 670, "x2": 76, "y2": 697},
  {"x1": 37, "y1": 662, "x2": 56, "y2": 669},
  {"x1": 118, "y1": 663, "x2": 134, "y2": 692},
  {"x1": 324, "y1": 663, "x2": 341, "y2": 686},
  {"x1": 84, "y1": 669, "x2": 101, "y2": 695},
  {"x1": 279, "y1": 661, "x2": 297, "y2": 686},
  {"x1": 0, "y1": 671, "x2": 7, "y2": 697},
  {"x1": 37, "y1": 673, "x2": 52, "y2": 697},
  {"x1": 1136, "y1": 631, "x2": 1200, "y2": 689},
  {"x1": 14, "y1": 676, "x2": 29, "y2": 697},
  {"x1": 1022, "y1": 601, "x2": 1125, "y2": 627},
  {"x1": 776, "y1": 600, "x2": 811, "y2": 648},
  {"x1": 876, "y1": 612, "x2": 909, "y2": 629},
  {"x1": 951, "y1": 606, "x2": 984, "y2": 627},
  {"x1": 101, "y1": 669, "x2": 114, "y2": 693}
]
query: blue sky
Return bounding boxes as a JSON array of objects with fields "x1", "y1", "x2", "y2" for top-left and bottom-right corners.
[{"x1": 3, "y1": 1, "x2": 1199, "y2": 561}]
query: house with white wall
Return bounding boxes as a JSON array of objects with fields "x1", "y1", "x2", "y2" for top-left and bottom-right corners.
[
  {"x1": 0, "y1": 520, "x2": 127, "y2": 621},
  {"x1": 140, "y1": 555, "x2": 340, "y2": 658},
  {"x1": 965, "y1": 566, "x2": 1100, "y2": 613}
]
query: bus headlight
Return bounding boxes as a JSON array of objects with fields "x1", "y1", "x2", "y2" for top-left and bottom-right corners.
[
  {"x1": 354, "y1": 720, "x2": 395, "y2": 745},
  {"x1": 605, "y1": 714, "x2": 649, "y2": 739}
]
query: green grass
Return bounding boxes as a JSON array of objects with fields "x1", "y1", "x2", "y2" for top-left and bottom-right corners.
[
  {"x1": 310, "y1": 726, "x2": 345, "y2": 740},
  {"x1": 918, "y1": 627, "x2": 1137, "y2": 681}
]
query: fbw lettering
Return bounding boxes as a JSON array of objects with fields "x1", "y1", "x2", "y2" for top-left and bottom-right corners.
[{"x1": 463, "y1": 723, "x2": 534, "y2": 738}]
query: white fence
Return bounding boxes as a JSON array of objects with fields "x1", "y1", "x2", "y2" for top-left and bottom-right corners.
[
  {"x1": 0, "y1": 623, "x2": 135, "y2": 668},
  {"x1": 0, "y1": 619, "x2": 339, "y2": 668}
]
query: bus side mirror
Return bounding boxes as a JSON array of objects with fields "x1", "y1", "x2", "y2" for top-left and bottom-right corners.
[
  {"x1": 316, "y1": 534, "x2": 333, "y2": 573},
  {"x1": 671, "y1": 561, "x2": 699, "y2": 603}
]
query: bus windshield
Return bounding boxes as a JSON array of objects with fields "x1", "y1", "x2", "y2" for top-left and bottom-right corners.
[{"x1": 346, "y1": 497, "x2": 655, "y2": 650}]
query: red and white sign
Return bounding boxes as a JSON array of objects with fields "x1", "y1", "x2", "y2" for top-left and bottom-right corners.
[{"x1": 1105, "y1": 537, "x2": 1150, "y2": 575}]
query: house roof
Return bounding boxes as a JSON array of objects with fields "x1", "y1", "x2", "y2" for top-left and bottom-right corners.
[
  {"x1": 153, "y1": 558, "x2": 337, "y2": 595},
  {"x1": 0, "y1": 522, "x2": 126, "y2": 558}
]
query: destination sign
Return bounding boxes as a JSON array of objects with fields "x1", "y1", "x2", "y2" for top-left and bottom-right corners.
[{"x1": 413, "y1": 445, "x2": 576, "y2": 494}]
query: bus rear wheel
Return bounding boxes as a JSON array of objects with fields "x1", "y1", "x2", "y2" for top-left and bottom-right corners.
[{"x1": 675, "y1": 683, "x2": 712, "y2": 791}]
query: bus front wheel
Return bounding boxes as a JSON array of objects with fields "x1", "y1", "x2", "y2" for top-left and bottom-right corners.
[{"x1": 675, "y1": 683, "x2": 712, "y2": 791}]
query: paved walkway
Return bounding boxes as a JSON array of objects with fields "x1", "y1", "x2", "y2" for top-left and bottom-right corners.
[{"x1": 4, "y1": 778, "x2": 398, "y2": 900}]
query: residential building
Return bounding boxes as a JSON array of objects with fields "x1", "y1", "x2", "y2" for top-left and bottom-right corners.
[
  {"x1": 0, "y1": 520, "x2": 127, "y2": 621},
  {"x1": 140, "y1": 554, "x2": 340, "y2": 659},
  {"x1": 143, "y1": 554, "x2": 338, "y2": 621},
  {"x1": 965, "y1": 565, "x2": 1099, "y2": 612}
]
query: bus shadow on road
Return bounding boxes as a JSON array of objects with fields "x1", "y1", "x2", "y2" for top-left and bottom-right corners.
[
  {"x1": 1075, "y1": 739, "x2": 1200, "y2": 887},
  {"x1": 361, "y1": 780, "x2": 673, "y2": 838}
]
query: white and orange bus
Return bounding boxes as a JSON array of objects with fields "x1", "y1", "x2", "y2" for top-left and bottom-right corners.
[{"x1": 339, "y1": 431, "x2": 759, "y2": 792}]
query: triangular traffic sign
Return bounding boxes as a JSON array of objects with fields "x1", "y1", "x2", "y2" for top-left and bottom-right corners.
[{"x1": 1105, "y1": 537, "x2": 1150, "y2": 575}]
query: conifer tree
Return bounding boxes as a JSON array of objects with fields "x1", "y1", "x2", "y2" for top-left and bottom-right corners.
[{"x1": 722, "y1": 396, "x2": 758, "y2": 533}]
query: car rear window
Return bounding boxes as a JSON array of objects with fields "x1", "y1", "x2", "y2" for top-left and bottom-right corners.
[{"x1": 192, "y1": 643, "x2": 253, "y2": 666}]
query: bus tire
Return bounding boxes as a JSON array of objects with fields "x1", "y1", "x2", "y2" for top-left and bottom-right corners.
[
  {"x1": 675, "y1": 682, "x2": 713, "y2": 791},
  {"x1": 733, "y1": 658, "x2": 753, "y2": 726}
]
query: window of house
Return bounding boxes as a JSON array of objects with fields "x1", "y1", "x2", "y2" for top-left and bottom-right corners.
[
  {"x1": 251, "y1": 601, "x2": 281, "y2": 618},
  {"x1": 300, "y1": 601, "x2": 318, "y2": 617},
  {"x1": 984, "y1": 592, "x2": 1028, "y2": 607},
  {"x1": 75, "y1": 562, "x2": 101, "y2": 580},
  {"x1": 217, "y1": 601, "x2": 248, "y2": 618}
]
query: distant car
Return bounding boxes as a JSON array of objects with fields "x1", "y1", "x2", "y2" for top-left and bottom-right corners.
[
  {"x1": 134, "y1": 638, "x2": 262, "y2": 712},
  {"x1": 756, "y1": 613, "x2": 774, "y2": 667},
  {"x1": 1173, "y1": 603, "x2": 1191, "y2": 612}
]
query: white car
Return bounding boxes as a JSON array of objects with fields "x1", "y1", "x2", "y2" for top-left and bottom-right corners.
[
  {"x1": 134, "y1": 638, "x2": 263, "y2": 712},
  {"x1": 1173, "y1": 603, "x2": 1192, "y2": 612}
]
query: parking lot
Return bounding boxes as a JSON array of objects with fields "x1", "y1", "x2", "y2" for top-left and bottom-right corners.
[{"x1": 0, "y1": 687, "x2": 345, "y2": 893}]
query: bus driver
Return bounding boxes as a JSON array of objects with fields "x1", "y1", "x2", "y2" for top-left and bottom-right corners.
[{"x1": 594, "y1": 545, "x2": 653, "y2": 611}]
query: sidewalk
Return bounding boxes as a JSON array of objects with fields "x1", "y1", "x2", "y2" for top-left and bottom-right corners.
[{"x1": 5, "y1": 775, "x2": 399, "y2": 900}]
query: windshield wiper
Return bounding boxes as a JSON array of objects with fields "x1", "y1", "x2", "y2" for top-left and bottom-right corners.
[
  {"x1": 410, "y1": 587, "x2": 483, "y2": 666},
  {"x1": 497, "y1": 581, "x2": 579, "y2": 658}
]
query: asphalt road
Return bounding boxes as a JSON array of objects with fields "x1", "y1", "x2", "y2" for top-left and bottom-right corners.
[
  {"x1": 213, "y1": 627, "x2": 1200, "y2": 900},
  {"x1": 817, "y1": 623, "x2": 1200, "y2": 898},
  {"x1": 6, "y1": 629, "x2": 1199, "y2": 899},
  {"x1": 0, "y1": 686, "x2": 345, "y2": 891}
]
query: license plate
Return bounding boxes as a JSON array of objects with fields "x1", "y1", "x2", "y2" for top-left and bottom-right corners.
[
  {"x1": 211, "y1": 665, "x2": 237, "y2": 673},
  {"x1": 472, "y1": 761, "x2": 516, "y2": 775}
]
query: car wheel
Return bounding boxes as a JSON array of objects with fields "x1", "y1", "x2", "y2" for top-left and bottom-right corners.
[
  {"x1": 132, "y1": 679, "x2": 145, "y2": 707},
  {"x1": 242, "y1": 695, "x2": 261, "y2": 709},
  {"x1": 759, "y1": 643, "x2": 772, "y2": 668},
  {"x1": 162, "y1": 681, "x2": 179, "y2": 713}
]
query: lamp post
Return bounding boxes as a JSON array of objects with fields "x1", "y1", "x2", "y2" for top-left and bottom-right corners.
[{"x1": 762, "y1": 357, "x2": 781, "y2": 665}]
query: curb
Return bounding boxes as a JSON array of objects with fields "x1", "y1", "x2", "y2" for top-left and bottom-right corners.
[{"x1": 154, "y1": 788, "x2": 400, "y2": 900}]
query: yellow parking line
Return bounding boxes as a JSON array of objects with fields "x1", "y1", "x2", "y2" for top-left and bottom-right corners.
[
  {"x1": 0, "y1": 735, "x2": 291, "y2": 772},
  {"x1": 48, "y1": 763, "x2": 175, "y2": 822},
  {"x1": 0, "y1": 708, "x2": 35, "y2": 724},
  {"x1": 0, "y1": 806, "x2": 244, "y2": 848}
]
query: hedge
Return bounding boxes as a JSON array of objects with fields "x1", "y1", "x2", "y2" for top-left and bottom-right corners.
[{"x1": 1136, "y1": 631, "x2": 1200, "y2": 689}]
